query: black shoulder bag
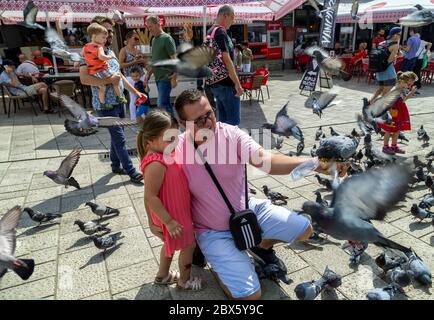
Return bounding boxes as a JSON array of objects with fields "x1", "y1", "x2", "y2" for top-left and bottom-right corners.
[{"x1": 194, "y1": 142, "x2": 262, "y2": 251}]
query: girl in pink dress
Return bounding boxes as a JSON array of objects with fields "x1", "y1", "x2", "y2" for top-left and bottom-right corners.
[{"x1": 137, "y1": 110, "x2": 205, "y2": 291}]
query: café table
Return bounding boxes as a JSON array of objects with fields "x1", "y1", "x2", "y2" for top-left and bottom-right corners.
[{"x1": 41, "y1": 72, "x2": 88, "y2": 108}]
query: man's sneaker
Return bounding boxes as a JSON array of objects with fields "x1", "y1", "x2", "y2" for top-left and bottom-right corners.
[
  {"x1": 249, "y1": 246, "x2": 287, "y2": 273},
  {"x1": 382, "y1": 146, "x2": 395, "y2": 155},
  {"x1": 391, "y1": 146, "x2": 406, "y2": 154},
  {"x1": 112, "y1": 168, "x2": 128, "y2": 175}
]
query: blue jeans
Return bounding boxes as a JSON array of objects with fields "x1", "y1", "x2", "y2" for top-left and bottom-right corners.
[
  {"x1": 97, "y1": 104, "x2": 137, "y2": 176},
  {"x1": 209, "y1": 84, "x2": 241, "y2": 126},
  {"x1": 156, "y1": 80, "x2": 173, "y2": 114},
  {"x1": 401, "y1": 58, "x2": 416, "y2": 72}
]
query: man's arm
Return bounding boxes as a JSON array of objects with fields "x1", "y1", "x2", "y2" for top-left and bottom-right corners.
[
  {"x1": 221, "y1": 52, "x2": 243, "y2": 96},
  {"x1": 79, "y1": 65, "x2": 110, "y2": 86}
]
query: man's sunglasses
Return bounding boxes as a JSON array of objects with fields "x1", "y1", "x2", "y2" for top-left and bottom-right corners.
[{"x1": 190, "y1": 110, "x2": 214, "y2": 128}]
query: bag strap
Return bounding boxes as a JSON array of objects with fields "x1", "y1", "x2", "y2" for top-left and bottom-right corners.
[
  {"x1": 194, "y1": 141, "x2": 249, "y2": 215},
  {"x1": 209, "y1": 25, "x2": 225, "y2": 40}
]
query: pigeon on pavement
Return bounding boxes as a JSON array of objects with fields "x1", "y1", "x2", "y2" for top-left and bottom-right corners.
[
  {"x1": 0, "y1": 206, "x2": 35, "y2": 280},
  {"x1": 91, "y1": 232, "x2": 123, "y2": 251},
  {"x1": 22, "y1": 207, "x2": 61, "y2": 225},
  {"x1": 43, "y1": 147, "x2": 81, "y2": 189},
  {"x1": 294, "y1": 266, "x2": 342, "y2": 300},
  {"x1": 410, "y1": 204, "x2": 433, "y2": 222},
  {"x1": 262, "y1": 185, "x2": 288, "y2": 206},
  {"x1": 85, "y1": 202, "x2": 120, "y2": 220},
  {"x1": 74, "y1": 220, "x2": 111, "y2": 236},
  {"x1": 315, "y1": 126, "x2": 323, "y2": 141}
]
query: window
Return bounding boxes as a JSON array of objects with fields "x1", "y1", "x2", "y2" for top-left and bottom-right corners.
[
  {"x1": 269, "y1": 31, "x2": 281, "y2": 48},
  {"x1": 248, "y1": 24, "x2": 267, "y2": 43}
]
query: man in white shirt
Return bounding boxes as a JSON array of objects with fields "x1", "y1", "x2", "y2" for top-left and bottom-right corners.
[
  {"x1": 16, "y1": 54, "x2": 40, "y2": 77},
  {"x1": 413, "y1": 33, "x2": 432, "y2": 93}
]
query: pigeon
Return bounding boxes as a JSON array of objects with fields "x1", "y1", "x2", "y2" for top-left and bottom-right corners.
[
  {"x1": 329, "y1": 127, "x2": 341, "y2": 137},
  {"x1": 85, "y1": 202, "x2": 120, "y2": 220},
  {"x1": 413, "y1": 155, "x2": 426, "y2": 168},
  {"x1": 375, "y1": 252, "x2": 407, "y2": 275},
  {"x1": 351, "y1": 0, "x2": 360, "y2": 20},
  {"x1": 314, "y1": 174, "x2": 332, "y2": 191},
  {"x1": 43, "y1": 147, "x2": 81, "y2": 189},
  {"x1": 275, "y1": 136, "x2": 284, "y2": 150},
  {"x1": 363, "y1": 88, "x2": 401, "y2": 124},
  {"x1": 366, "y1": 283, "x2": 400, "y2": 300},
  {"x1": 385, "y1": 266, "x2": 412, "y2": 288},
  {"x1": 90, "y1": 232, "x2": 123, "y2": 251},
  {"x1": 17, "y1": 0, "x2": 45, "y2": 30},
  {"x1": 413, "y1": 166, "x2": 427, "y2": 185},
  {"x1": 250, "y1": 251, "x2": 290, "y2": 285},
  {"x1": 42, "y1": 28, "x2": 83, "y2": 63},
  {"x1": 249, "y1": 188, "x2": 257, "y2": 195},
  {"x1": 398, "y1": 4, "x2": 434, "y2": 27},
  {"x1": 262, "y1": 185, "x2": 288, "y2": 206},
  {"x1": 296, "y1": 141, "x2": 305, "y2": 156},
  {"x1": 425, "y1": 175, "x2": 433, "y2": 190},
  {"x1": 315, "y1": 126, "x2": 323, "y2": 141},
  {"x1": 410, "y1": 204, "x2": 433, "y2": 222},
  {"x1": 419, "y1": 193, "x2": 434, "y2": 209},
  {"x1": 398, "y1": 132, "x2": 409, "y2": 143},
  {"x1": 354, "y1": 149, "x2": 364, "y2": 163},
  {"x1": 427, "y1": 160, "x2": 434, "y2": 174},
  {"x1": 112, "y1": 10, "x2": 125, "y2": 25},
  {"x1": 347, "y1": 161, "x2": 364, "y2": 176},
  {"x1": 321, "y1": 133, "x2": 326, "y2": 139},
  {"x1": 303, "y1": 164, "x2": 413, "y2": 255},
  {"x1": 404, "y1": 251, "x2": 432, "y2": 286},
  {"x1": 417, "y1": 125, "x2": 426, "y2": 138},
  {"x1": 262, "y1": 102, "x2": 304, "y2": 142},
  {"x1": 345, "y1": 240, "x2": 369, "y2": 265},
  {"x1": 304, "y1": 46, "x2": 352, "y2": 81},
  {"x1": 74, "y1": 220, "x2": 111, "y2": 236},
  {"x1": 350, "y1": 128, "x2": 360, "y2": 139},
  {"x1": 314, "y1": 191, "x2": 328, "y2": 207},
  {"x1": 151, "y1": 43, "x2": 216, "y2": 78},
  {"x1": 294, "y1": 266, "x2": 342, "y2": 300},
  {"x1": 22, "y1": 207, "x2": 61, "y2": 226},
  {"x1": 304, "y1": 91, "x2": 338, "y2": 118},
  {"x1": 310, "y1": 144, "x2": 317, "y2": 158},
  {"x1": 60, "y1": 96, "x2": 138, "y2": 137},
  {"x1": 426, "y1": 147, "x2": 434, "y2": 158},
  {"x1": 418, "y1": 132, "x2": 430, "y2": 146},
  {"x1": 315, "y1": 135, "x2": 359, "y2": 161},
  {"x1": 0, "y1": 206, "x2": 35, "y2": 280}
]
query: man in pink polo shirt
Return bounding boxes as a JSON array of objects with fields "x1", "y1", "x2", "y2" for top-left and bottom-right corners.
[{"x1": 149, "y1": 89, "x2": 347, "y2": 300}]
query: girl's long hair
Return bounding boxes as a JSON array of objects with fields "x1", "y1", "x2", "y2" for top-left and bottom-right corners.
[{"x1": 136, "y1": 110, "x2": 178, "y2": 161}]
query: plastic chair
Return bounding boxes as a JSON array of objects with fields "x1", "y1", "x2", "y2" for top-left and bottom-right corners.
[
  {"x1": 253, "y1": 68, "x2": 270, "y2": 99},
  {"x1": 241, "y1": 74, "x2": 265, "y2": 105},
  {"x1": 1, "y1": 84, "x2": 39, "y2": 117}
]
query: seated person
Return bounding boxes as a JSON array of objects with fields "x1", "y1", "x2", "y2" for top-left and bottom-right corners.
[
  {"x1": 83, "y1": 23, "x2": 127, "y2": 109},
  {"x1": 16, "y1": 54, "x2": 40, "y2": 84},
  {"x1": 0, "y1": 59, "x2": 53, "y2": 113},
  {"x1": 33, "y1": 50, "x2": 53, "y2": 67},
  {"x1": 350, "y1": 42, "x2": 368, "y2": 65},
  {"x1": 333, "y1": 42, "x2": 345, "y2": 56},
  {"x1": 125, "y1": 65, "x2": 151, "y2": 121}
]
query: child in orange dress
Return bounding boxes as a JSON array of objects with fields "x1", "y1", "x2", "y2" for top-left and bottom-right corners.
[
  {"x1": 137, "y1": 110, "x2": 205, "y2": 291},
  {"x1": 83, "y1": 23, "x2": 127, "y2": 108},
  {"x1": 378, "y1": 71, "x2": 418, "y2": 155}
]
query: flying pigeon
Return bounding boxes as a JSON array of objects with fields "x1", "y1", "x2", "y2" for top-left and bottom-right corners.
[
  {"x1": 302, "y1": 164, "x2": 413, "y2": 254},
  {"x1": 0, "y1": 206, "x2": 35, "y2": 280},
  {"x1": 22, "y1": 207, "x2": 61, "y2": 226},
  {"x1": 315, "y1": 135, "x2": 359, "y2": 161},
  {"x1": 404, "y1": 251, "x2": 432, "y2": 286},
  {"x1": 366, "y1": 283, "x2": 400, "y2": 300},
  {"x1": 74, "y1": 220, "x2": 111, "y2": 236},
  {"x1": 85, "y1": 202, "x2": 120, "y2": 220},
  {"x1": 112, "y1": 10, "x2": 125, "y2": 25},
  {"x1": 262, "y1": 102, "x2": 304, "y2": 142},
  {"x1": 60, "y1": 95, "x2": 137, "y2": 137},
  {"x1": 351, "y1": 0, "x2": 360, "y2": 20},
  {"x1": 42, "y1": 28, "x2": 83, "y2": 63},
  {"x1": 262, "y1": 185, "x2": 288, "y2": 206},
  {"x1": 363, "y1": 87, "x2": 401, "y2": 123},
  {"x1": 151, "y1": 43, "x2": 216, "y2": 78},
  {"x1": 315, "y1": 126, "x2": 323, "y2": 141},
  {"x1": 17, "y1": 0, "x2": 45, "y2": 30},
  {"x1": 294, "y1": 266, "x2": 342, "y2": 300},
  {"x1": 91, "y1": 232, "x2": 123, "y2": 251},
  {"x1": 304, "y1": 46, "x2": 352, "y2": 81},
  {"x1": 410, "y1": 204, "x2": 432, "y2": 222},
  {"x1": 43, "y1": 147, "x2": 81, "y2": 189},
  {"x1": 304, "y1": 91, "x2": 338, "y2": 118},
  {"x1": 398, "y1": 5, "x2": 434, "y2": 27}
]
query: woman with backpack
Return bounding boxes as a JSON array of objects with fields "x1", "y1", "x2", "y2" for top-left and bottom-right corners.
[{"x1": 370, "y1": 27, "x2": 402, "y2": 103}]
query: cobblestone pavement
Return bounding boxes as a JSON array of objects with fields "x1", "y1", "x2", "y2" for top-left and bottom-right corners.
[{"x1": 0, "y1": 71, "x2": 433, "y2": 300}]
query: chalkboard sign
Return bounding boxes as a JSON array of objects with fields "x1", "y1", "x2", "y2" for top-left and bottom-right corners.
[{"x1": 299, "y1": 59, "x2": 319, "y2": 92}]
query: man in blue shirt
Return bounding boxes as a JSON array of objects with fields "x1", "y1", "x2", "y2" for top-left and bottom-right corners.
[
  {"x1": 79, "y1": 17, "x2": 145, "y2": 184},
  {"x1": 401, "y1": 29, "x2": 421, "y2": 72}
]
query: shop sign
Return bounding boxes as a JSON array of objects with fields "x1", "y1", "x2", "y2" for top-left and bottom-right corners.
[
  {"x1": 319, "y1": 0, "x2": 340, "y2": 49},
  {"x1": 267, "y1": 21, "x2": 282, "y2": 31}
]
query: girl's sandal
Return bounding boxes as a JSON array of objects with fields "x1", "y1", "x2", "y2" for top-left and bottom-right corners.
[
  {"x1": 176, "y1": 277, "x2": 207, "y2": 291},
  {"x1": 154, "y1": 270, "x2": 180, "y2": 285}
]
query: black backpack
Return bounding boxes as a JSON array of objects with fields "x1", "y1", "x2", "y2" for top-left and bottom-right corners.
[{"x1": 368, "y1": 41, "x2": 396, "y2": 73}]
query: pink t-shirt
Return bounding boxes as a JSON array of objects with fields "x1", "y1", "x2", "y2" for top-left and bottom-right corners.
[{"x1": 176, "y1": 122, "x2": 262, "y2": 234}]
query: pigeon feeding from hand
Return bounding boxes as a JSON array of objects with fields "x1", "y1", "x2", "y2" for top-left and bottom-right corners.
[
  {"x1": 262, "y1": 185, "x2": 288, "y2": 206},
  {"x1": 304, "y1": 46, "x2": 352, "y2": 81},
  {"x1": 0, "y1": 206, "x2": 35, "y2": 280},
  {"x1": 151, "y1": 43, "x2": 216, "y2": 78},
  {"x1": 410, "y1": 204, "x2": 433, "y2": 222},
  {"x1": 91, "y1": 232, "x2": 123, "y2": 251},
  {"x1": 303, "y1": 164, "x2": 413, "y2": 255},
  {"x1": 43, "y1": 147, "x2": 81, "y2": 189},
  {"x1": 262, "y1": 102, "x2": 304, "y2": 143},
  {"x1": 17, "y1": 0, "x2": 45, "y2": 30},
  {"x1": 60, "y1": 96, "x2": 137, "y2": 137},
  {"x1": 74, "y1": 220, "x2": 111, "y2": 236},
  {"x1": 304, "y1": 91, "x2": 338, "y2": 118},
  {"x1": 315, "y1": 135, "x2": 359, "y2": 162},
  {"x1": 85, "y1": 202, "x2": 120, "y2": 220},
  {"x1": 22, "y1": 207, "x2": 61, "y2": 226},
  {"x1": 398, "y1": 4, "x2": 434, "y2": 27},
  {"x1": 315, "y1": 126, "x2": 323, "y2": 141},
  {"x1": 294, "y1": 266, "x2": 342, "y2": 300},
  {"x1": 42, "y1": 28, "x2": 83, "y2": 63},
  {"x1": 315, "y1": 174, "x2": 332, "y2": 191}
]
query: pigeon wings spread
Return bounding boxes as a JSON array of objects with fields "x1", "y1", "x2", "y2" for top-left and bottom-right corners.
[
  {"x1": 305, "y1": 46, "x2": 344, "y2": 72},
  {"x1": 0, "y1": 206, "x2": 22, "y2": 263},
  {"x1": 57, "y1": 147, "x2": 81, "y2": 179},
  {"x1": 368, "y1": 86, "x2": 401, "y2": 118},
  {"x1": 331, "y1": 165, "x2": 412, "y2": 222},
  {"x1": 306, "y1": 91, "x2": 338, "y2": 111},
  {"x1": 44, "y1": 28, "x2": 82, "y2": 62},
  {"x1": 274, "y1": 102, "x2": 298, "y2": 136},
  {"x1": 23, "y1": 0, "x2": 38, "y2": 26}
]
